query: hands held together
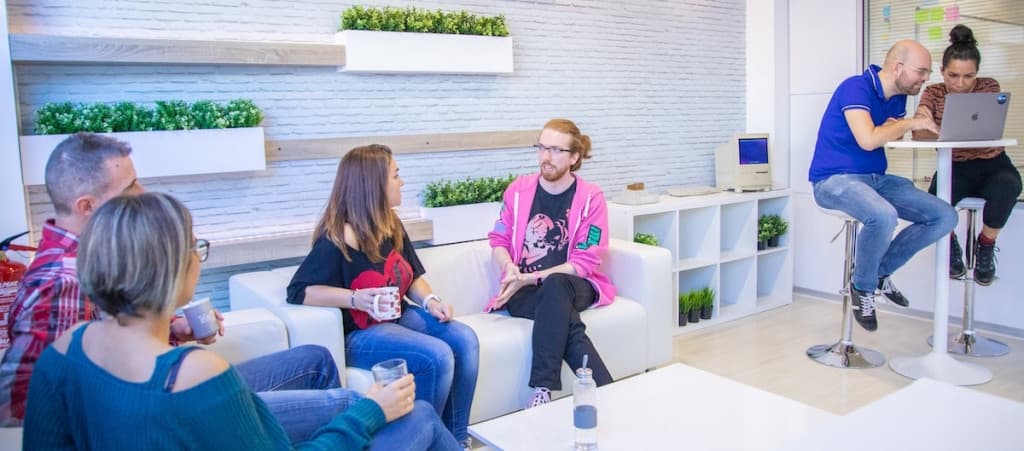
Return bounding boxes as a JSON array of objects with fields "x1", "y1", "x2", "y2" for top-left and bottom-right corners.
[{"x1": 492, "y1": 261, "x2": 535, "y2": 310}]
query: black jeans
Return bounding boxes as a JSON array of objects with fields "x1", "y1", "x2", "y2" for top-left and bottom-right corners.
[
  {"x1": 504, "y1": 273, "x2": 613, "y2": 390},
  {"x1": 928, "y1": 152, "x2": 1022, "y2": 229}
]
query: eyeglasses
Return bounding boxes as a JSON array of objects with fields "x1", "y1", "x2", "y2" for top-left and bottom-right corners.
[
  {"x1": 533, "y1": 143, "x2": 572, "y2": 155},
  {"x1": 193, "y1": 239, "x2": 210, "y2": 263},
  {"x1": 899, "y1": 61, "x2": 933, "y2": 77}
]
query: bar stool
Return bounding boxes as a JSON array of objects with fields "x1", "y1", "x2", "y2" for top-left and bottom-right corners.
[
  {"x1": 807, "y1": 202, "x2": 885, "y2": 368},
  {"x1": 928, "y1": 197, "x2": 1010, "y2": 357}
]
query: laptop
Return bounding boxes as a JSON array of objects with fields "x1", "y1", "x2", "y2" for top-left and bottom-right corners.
[{"x1": 921, "y1": 92, "x2": 1011, "y2": 141}]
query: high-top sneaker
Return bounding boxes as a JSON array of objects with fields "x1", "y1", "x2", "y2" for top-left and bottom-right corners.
[
  {"x1": 949, "y1": 234, "x2": 966, "y2": 279},
  {"x1": 850, "y1": 285, "x2": 878, "y2": 331},
  {"x1": 974, "y1": 239, "x2": 998, "y2": 286}
]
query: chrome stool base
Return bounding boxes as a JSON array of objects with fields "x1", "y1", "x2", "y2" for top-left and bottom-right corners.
[
  {"x1": 928, "y1": 332, "x2": 1010, "y2": 357},
  {"x1": 808, "y1": 341, "x2": 886, "y2": 369}
]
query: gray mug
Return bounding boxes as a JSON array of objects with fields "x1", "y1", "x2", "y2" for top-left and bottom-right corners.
[{"x1": 182, "y1": 298, "x2": 219, "y2": 340}]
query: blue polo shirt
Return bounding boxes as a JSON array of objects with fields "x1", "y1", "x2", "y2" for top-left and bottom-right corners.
[{"x1": 808, "y1": 64, "x2": 908, "y2": 182}]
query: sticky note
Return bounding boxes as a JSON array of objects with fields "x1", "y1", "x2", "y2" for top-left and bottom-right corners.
[
  {"x1": 929, "y1": 26, "x2": 943, "y2": 41},
  {"x1": 882, "y1": 5, "x2": 891, "y2": 17},
  {"x1": 945, "y1": 5, "x2": 960, "y2": 21},
  {"x1": 915, "y1": 9, "x2": 928, "y2": 24},
  {"x1": 930, "y1": 7, "x2": 944, "y2": 22}
]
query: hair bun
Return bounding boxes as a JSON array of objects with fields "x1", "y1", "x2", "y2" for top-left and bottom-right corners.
[{"x1": 949, "y1": 24, "x2": 977, "y2": 47}]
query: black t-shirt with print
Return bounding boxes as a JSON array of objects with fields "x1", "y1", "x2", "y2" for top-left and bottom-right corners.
[
  {"x1": 519, "y1": 180, "x2": 577, "y2": 273},
  {"x1": 286, "y1": 229, "x2": 425, "y2": 334}
]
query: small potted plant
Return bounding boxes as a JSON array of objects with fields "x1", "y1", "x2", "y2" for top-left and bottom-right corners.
[
  {"x1": 699, "y1": 287, "x2": 715, "y2": 320},
  {"x1": 633, "y1": 232, "x2": 659, "y2": 247},
  {"x1": 687, "y1": 290, "x2": 702, "y2": 324},
  {"x1": 766, "y1": 214, "x2": 788, "y2": 248},
  {"x1": 420, "y1": 174, "x2": 515, "y2": 245},
  {"x1": 678, "y1": 292, "x2": 690, "y2": 326},
  {"x1": 757, "y1": 215, "x2": 772, "y2": 250}
]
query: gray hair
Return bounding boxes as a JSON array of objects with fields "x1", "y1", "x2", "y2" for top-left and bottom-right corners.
[
  {"x1": 79, "y1": 192, "x2": 194, "y2": 318},
  {"x1": 44, "y1": 132, "x2": 133, "y2": 216}
]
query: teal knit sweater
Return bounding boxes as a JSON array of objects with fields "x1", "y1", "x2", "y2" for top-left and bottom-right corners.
[{"x1": 23, "y1": 326, "x2": 385, "y2": 450}]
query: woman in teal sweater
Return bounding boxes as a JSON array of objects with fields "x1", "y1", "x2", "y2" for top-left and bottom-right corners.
[{"x1": 23, "y1": 192, "x2": 460, "y2": 450}]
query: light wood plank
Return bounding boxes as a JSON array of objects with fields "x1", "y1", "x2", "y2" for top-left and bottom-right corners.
[
  {"x1": 9, "y1": 34, "x2": 345, "y2": 66},
  {"x1": 204, "y1": 218, "x2": 432, "y2": 268},
  {"x1": 266, "y1": 130, "x2": 539, "y2": 161}
]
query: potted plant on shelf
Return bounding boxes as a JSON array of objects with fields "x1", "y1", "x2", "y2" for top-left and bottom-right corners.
[
  {"x1": 337, "y1": 5, "x2": 513, "y2": 74},
  {"x1": 678, "y1": 292, "x2": 690, "y2": 326},
  {"x1": 698, "y1": 287, "x2": 715, "y2": 320},
  {"x1": 19, "y1": 99, "x2": 266, "y2": 186},
  {"x1": 633, "y1": 232, "x2": 659, "y2": 247},
  {"x1": 420, "y1": 174, "x2": 515, "y2": 245},
  {"x1": 766, "y1": 214, "x2": 788, "y2": 248},
  {"x1": 757, "y1": 214, "x2": 772, "y2": 250},
  {"x1": 687, "y1": 290, "x2": 702, "y2": 324}
]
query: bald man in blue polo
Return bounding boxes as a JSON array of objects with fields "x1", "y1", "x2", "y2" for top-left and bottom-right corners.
[{"x1": 809, "y1": 40, "x2": 957, "y2": 332}]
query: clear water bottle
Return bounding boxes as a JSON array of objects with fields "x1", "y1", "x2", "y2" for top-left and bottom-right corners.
[{"x1": 573, "y1": 366, "x2": 598, "y2": 450}]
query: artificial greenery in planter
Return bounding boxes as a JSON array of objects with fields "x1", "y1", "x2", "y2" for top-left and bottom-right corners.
[
  {"x1": 420, "y1": 174, "x2": 516, "y2": 245},
  {"x1": 33, "y1": 99, "x2": 263, "y2": 135},
  {"x1": 421, "y1": 174, "x2": 515, "y2": 208},
  {"x1": 678, "y1": 292, "x2": 691, "y2": 326},
  {"x1": 758, "y1": 214, "x2": 788, "y2": 249},
  {"x1": 697, "y1": 287, "x2": 715, "y2": 320},
  {"x1": 633, "y1": 233, "x2": 659, "y2": 247},
  {"x1": 341, "y1": 5, "x2": 509, "y2": 36}
]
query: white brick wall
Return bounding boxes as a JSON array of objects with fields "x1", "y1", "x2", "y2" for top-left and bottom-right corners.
[{"x1": 12, "y1": 0, "x2": 746, "y2": 308}]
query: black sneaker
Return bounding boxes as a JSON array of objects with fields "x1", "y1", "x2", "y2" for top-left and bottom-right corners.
[
  {"x1": 877, "y1": 276, "x2": 909, "y2": 307},
  {"x1": 851, "y1": 285, "x2": 878, "y2": 332},
  {"x1": 975, "y1": 240, "x2": 998, "y2": 286},
  {"x1": 949, "y1": 235, "x2": 966, "y2": 279}
]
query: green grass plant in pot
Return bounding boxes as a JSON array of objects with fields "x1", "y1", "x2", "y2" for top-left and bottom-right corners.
[
  {"x1": 757, "y1": 214, "x2": 772, "y2": 250},
  {"x1": 698, "y1": 286, "x2": 715, "y2": 320},
  {"x1": 766, "y1": 214, "x2": 788, "y2": 247},
  {"x1": 678, "y1": 292, "x2": 691, "y2": 326},
  {"x1": 686, "y1": 289, "x2": 702, "y2": 324}
]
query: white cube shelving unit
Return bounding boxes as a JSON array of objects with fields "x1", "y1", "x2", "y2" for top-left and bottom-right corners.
[{"x1": 608, "y1": 190, "x2": 793, "y2": 334}]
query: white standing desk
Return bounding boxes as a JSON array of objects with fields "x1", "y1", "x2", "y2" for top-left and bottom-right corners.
[
  {"x1": 468, "y1": 363, "x2": 836, "y2": 451},
  {"x1": 885, "y1": 138, "x2": 1017, "y2": 386},
  {"x1": 778, "y1": 378, "x2": 1024, "y2": 451}
]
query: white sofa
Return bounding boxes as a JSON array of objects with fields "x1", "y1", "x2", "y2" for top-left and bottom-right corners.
[{"x1": 229, "y1": 238, "x2": 673, "y2": 424}]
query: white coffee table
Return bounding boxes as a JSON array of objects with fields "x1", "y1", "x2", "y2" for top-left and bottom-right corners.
[
  {"x1": 468, "y1": 363, "x2": 836, "y2": 450},
  {"x1": 778, "y1": 377, "x2": 1024, "y2": 451}
]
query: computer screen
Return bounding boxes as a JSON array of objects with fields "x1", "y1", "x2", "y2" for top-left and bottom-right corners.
[{"x1": 738, "y1": 137, "x2": 769, "y2": 165}]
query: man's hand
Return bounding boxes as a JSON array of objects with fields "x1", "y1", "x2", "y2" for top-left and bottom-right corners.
[
  {"x1": 911, "y1": 116, "x2": 940, "y2": 134},
  {"x1": 170, "y1": 310, "x2": 224, "y2": 345},
  {"x1": 493, "y1": 272, "x2": 533, "y2": 310},
  {"x1": 365, "y1": 374, "x2": 417, "y2": 422}
]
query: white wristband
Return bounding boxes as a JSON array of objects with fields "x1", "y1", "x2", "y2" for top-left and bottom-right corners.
[{"x1": 422, "y1": 294, "x2": 441, "y2": 309}]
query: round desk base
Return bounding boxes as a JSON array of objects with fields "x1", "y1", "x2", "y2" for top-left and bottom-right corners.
[
  {"x1": 928, "y1": 333, "x2": 1010, "y2": 357},
  {"x1": 889, "y1": 352, "x2": 991, "y2": 386},
  {"x1": 807, "y1": 341, "x2": 885, "y2": 369}
]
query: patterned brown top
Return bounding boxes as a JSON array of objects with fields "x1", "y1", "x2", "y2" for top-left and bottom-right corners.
[{"x1": 914, "y1": 77, "x2": 1004, "y2": 161}]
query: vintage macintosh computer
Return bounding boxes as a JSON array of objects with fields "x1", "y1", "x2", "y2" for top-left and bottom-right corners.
[{"x1": 715, "y1": 133, "x2": 772, "y2": 191}]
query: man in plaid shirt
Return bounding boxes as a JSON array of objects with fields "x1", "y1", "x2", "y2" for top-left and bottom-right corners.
[{"x1": 0, "y1": 133, "x2": 144, "y2": 425}]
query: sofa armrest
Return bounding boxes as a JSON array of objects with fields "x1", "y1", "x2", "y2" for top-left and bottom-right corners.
[
  {"x1": 201, "y1": 308, "x2": 289, "y2": 365},
  {"x1": 603, "y1": 239, "x2": 673, "y2": 368}
]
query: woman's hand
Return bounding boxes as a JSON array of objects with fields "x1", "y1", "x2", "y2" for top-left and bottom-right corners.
[
  {"x1": 349, "y1": 287, "x2": 400, "y2": 313},
  {"x1": 365, "y1": 374, "x2": 417, "y2": 422},
  {"x1": 425, "y1": 299, "x2": 454, "y2": 322},
  {"x1": 170, "y1": 310, "x2": 224, "y2": 345}
]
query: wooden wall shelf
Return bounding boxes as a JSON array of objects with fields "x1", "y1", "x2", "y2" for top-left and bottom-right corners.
[
  {"x1": 8, "y1": 34, "x2": 345, "y2": 66},
  {"x1": 204, "y1": 217, "x2": 432, "y2": 269},
  {"x1": 266, "y1": 129, "x2": 539, "y2": 161}
]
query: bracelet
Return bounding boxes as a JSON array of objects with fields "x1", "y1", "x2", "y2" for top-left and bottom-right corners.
[
  {"x1": 349, "y1": 289, "x2": 357, "y2": 309},
  {"x1": 423, "y1": 293, "x2": 441, "y2": 309},
  {"x1": 536, "y1": 274, "x2": 543, "y2": 286}
]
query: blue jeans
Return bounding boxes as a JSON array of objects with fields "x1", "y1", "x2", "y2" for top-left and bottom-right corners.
[
  {"x1": 813, "y1": 173, "x2": 958, "y2": 290},
  {"x1": 237, "y1": 344, "x2": 459, "y2": 450},
  {"x1": 345, "y1": 305, "x2": 480, "y2": 443}
]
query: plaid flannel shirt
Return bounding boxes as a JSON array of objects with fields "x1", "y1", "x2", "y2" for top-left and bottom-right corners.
[{"x1": 0, "y1": 221, "x2": 95, "y2": 426}]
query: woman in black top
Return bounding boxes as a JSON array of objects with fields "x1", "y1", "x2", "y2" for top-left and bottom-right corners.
[{"x1": 287, "y1": 145, "x2": 479, "y2": 449}]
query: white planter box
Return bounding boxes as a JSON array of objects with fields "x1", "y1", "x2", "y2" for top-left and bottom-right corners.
[
  {"x1": 336, "y1": 30, "x2": 513, "y2": 74},
  {"x1": 420, "y1": 202, "x2": 501, "y2": 245},
  {"x1": 19, "y1": 127, "x2": 266, "y2": 186}
]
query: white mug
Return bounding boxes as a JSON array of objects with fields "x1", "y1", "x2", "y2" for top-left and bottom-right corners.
[{"x1": 370, "y1": 286, "x2": 401, "y2": 321}]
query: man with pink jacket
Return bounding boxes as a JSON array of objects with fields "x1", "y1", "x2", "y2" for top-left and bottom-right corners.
[{"x1": 487, "y1": 118, "x2": 615, "y2": 408}]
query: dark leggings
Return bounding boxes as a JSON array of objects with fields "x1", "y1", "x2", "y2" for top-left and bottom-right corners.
[
  {"x1": 928, "y1": 152, "x2": 1022, "y2": 229},
  {"x1": 505, "y1": 273, "x2": 613, "y2": 391}
]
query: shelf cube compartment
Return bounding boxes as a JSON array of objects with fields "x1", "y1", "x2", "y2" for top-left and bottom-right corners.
[
  {"x1": 720, "y1": 257, "x2": 756, "y2": 317},
  {"x1": 632, "y1": 212, "x2": 678, "y2": 262},
  {"x1": 757, "y1": 250, "x2": 792, "y2": 309},
  {"x1": 721, "y1": 200, "x2": 757, "y2": 260},
  {"x1": 678, "y1": 206, "x2": 718, "y2": 269}
]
